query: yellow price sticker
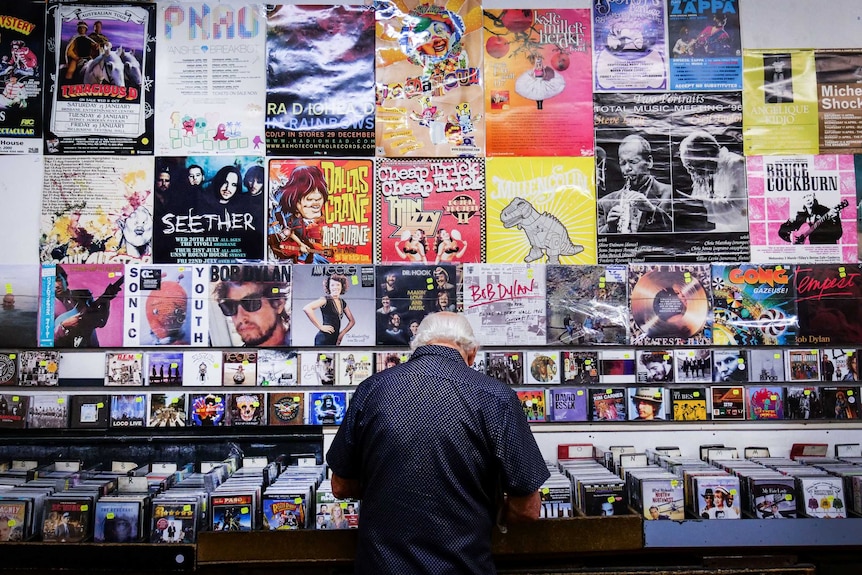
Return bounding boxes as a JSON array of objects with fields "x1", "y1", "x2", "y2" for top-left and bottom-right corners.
[{"x1": 106, "y1": 513, "x2": 115, "y2": 519}]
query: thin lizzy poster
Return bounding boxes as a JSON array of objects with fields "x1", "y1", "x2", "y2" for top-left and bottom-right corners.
[{"x1": 44, "y1": 1, "x2": 155, "y2": 155}]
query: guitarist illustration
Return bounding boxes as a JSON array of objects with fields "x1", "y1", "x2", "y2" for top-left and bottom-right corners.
[
  {"x1": 269, "y1": 165, "x2": 331, "y2": 264},
  {"x1": 778, "y1": 192, "x2": 846, "y2": 245},
  {"x1": 54, "y1": 265, "x2": 124, "y2": 348}
]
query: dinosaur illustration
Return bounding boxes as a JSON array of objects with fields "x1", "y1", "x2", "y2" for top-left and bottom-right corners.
[{"x1": 500, "y1": 197, "x2": 584, "y2": 264}]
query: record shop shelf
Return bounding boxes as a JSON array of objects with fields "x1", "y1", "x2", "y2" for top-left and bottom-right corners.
[{"x1": 0, "y1": 542, "x2": 195, "y2": 571}]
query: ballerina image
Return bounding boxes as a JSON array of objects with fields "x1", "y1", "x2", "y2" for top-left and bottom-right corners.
[{"x1": 514, "y1": 55, "x2": 565, "y2": 110}]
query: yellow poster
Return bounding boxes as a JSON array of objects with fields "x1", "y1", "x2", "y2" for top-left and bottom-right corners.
[
  {"x1": 743, "y1": 49, "x2": 819, "y2": 155},
  {"x1": 485, "y1": 157, "x2": 596, "y2": 264}
]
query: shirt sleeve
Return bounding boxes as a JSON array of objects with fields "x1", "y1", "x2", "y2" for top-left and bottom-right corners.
[
  {"x1": 325, "y1": 394, "x2": 361, "y2": 479},
  {"x1": 495, "y1": 391, "x2": 550, "y2": 496}
]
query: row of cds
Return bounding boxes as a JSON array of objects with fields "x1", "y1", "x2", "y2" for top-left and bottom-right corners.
[
  {"x1": 3, "y1": 345, "x2": 859, "y2": 389},
  {"x1": 2, "y1": 261, "x2": 862, "y2": 350}
]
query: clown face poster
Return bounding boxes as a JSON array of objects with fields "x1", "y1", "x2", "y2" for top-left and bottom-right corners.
[
  {"x1": 375, "y1": 0, "x2": 484, "y2": 157},
  {"x1": 156, "y1": 1, "x2": 266, "y2": 156}
]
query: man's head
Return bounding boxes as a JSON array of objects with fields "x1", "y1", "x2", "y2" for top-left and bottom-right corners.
[
  {"x1": 802, "y1": 192, "x2": 817, "y2": 211},
  {"x1": 380, "y1": 295, "x2": 391, "y2": 310},
  {"x1": 632, "y1": 387, "x2": 663, "y2": 419},
  {"x1": 618, "y1": 134, "x2": 654, "y2": 188},
  {"x1": 679, "y1": 131, "x2": 721, "y2": 197},
  {"x1": 640, "y1": 352, "x2": 670, "y2": 381},
  {"x1": 157, "y1": 167, "x2": 171, "y2": 193},
  {"x1": 648, "y1": 506, "x2": 659, "y2": 520},
  {"x1": 77, "y1": 22, "x2": 88, "y2": 34},
  {"x1": 93, "y1": 21, "x2": 103, "y2": 33},
  {"x1": 215, "y1": 268, "x2": 290, "y2": 346},
  {"x1": 410, "y1": 311, "x2": 479, "y2": 365},
  {"x1": 187, "y1": 165, "x2": 204, "y2": 188},
  {"x1": 316, "y1": 353, "x2": 335, "y2": 384},
  {"x1": 714, "y1": 350, "x2": 742, "y2": 381}
]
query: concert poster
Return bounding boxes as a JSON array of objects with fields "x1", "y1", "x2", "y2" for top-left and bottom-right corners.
[
  {"x1": 124, "y1": 264, "x2": 208, "y2": 347},
  {"x1": 145, "y1": 350, "x2": 183, "y2": 386},
  {"x1": 39, "y1": 263, "x2": 125, "y2": 348},
  {"x1": 44, "y1": 2, "x2": 155, "y2": 155},
  {"x1": 290, "y1": 264, "x2": 375, "y2": 348},
  {"x1": 748, "y1": 349, "x2": 786, "y2": 383},
  {"x1": 268, "y1": 158, "x2": 373, "y2": 264},
  {"x1": 595, "y1": 91, "x2": 749, "y2": 263},
  {"x1": 256, "y1": 349, "x2": 298, "y2": 386},
  {"x1": 375, "y1": 263, "x2": 456, "y2": 346},
  {"x1": 666, "y1": 0, "x2": 741, "y2": 91},
  {"x1": 0, "y1": 2, "x2": 46, "y2": 154},
  {"x1": 815, "y1": 51, "x2": 862, "y2": 154},
  {"x1": 794, "y1": 263, "x2": 862, "y2": 346},
  {"x1": 182, "y1": 350, "x2": 221, "y2": 386},
  {"x1": 0, "y1": 264, "x2": 40, "y2": 347},
  {"x1": 485, "y1": 156, "x2": 595, "y2": 264},
  {"x1": 483, "y1": 9, "x2": 593, "y2": 157},
  {"x1": 40, "y1": 156, "x2": 155, "y2": 264},
  {"x1": 462, "y1": 263, "x2": 546, "y2": 347},
  {"x1": 546, "y1": 264, "x2": 628, "y2": 346},
  {"x1": 747, "y1": 155, "x2": 857, "y2": 264},
  {"x1": 376, "y1": 157, "x2": 483, "y2": 265},
  {"x1": 857, "y1": 155, "x2": 862, "y2": 263},
  {"x1": 742, "y1": 50, "x2": 818, "y2": 156},
  {"x1": 155, "y1": 1, "x2": 266, "y2": 157},
  {"x1": 711, "y1": 264, "x2": 798, "y2": 346},
  {"x1": 266, "y1": 4, "x2": 374, "y2": 156},
  {"x1": 591, "y1": 0, "x2": 667, "y2": 92},
  {"x1": 628, "y1": 263, "x2": 712, "y2": 346},
  {"x1": 375, "y1": 0, "x2": 484, "y2": 157},
  {"x1": 153, "y1": 155, "x2": 265, "y2": 263}
]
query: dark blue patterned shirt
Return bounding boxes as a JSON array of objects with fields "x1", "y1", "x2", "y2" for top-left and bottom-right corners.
[{"x1": 327, "y1": 345, "x2": 550, "y2": 575}]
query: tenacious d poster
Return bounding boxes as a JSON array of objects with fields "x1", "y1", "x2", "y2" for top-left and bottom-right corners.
[{"x1": 44, "y1": 2, "x2": 155, "y2": 155}]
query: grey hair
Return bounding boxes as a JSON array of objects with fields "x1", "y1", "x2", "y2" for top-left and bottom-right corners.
[{"x1": 410, "y1": 312, "x2": 479, "y2": 355}]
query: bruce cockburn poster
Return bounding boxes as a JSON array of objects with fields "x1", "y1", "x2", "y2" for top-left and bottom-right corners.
[{"x1": 44, "y1": 2, "x2": 155, "y2": 155}]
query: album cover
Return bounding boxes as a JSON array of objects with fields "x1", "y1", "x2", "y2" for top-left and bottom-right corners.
[
  {"x1": 710, "y1": 386, "x2": 746, "y2": 420},
  {"x1": 222, "y1": 351, "x2": 257, "y2": 387},
  {"x1": 27, "y1": 393, "x2": 68, "y2": 429},
  {"x1": 785, "y1": 386, "x2": 823, "y2": 420},
  {"x1": 797, "y1": 476, "x2": 846, "y2": 518},
  {"x1": 749, "y1": 477, "x2": 797, "y2": 518},
  {"x1": 93, "y1": 499, "x2": 141, "y2": 542},
  {"x1": 794, "y1": 264, "x2": 862, "y2": 346},
  {"x1": 598, "y1": 350, "x2": 636, "y2": 384},
  {"x1": 105, "y1": 352, "x2": 144, "y2": 386},
  {"x1": 667, "y1": 0, "x2": 741, "y2": 91},
  {"x1": 485, "y1": 157, "x2": 595, "y2": 264},
  {"x1": 0, "y1": 264, "x2": 39, "y2": 347},
  {"x1": 38, "y1": 263, "x2": 125, "y2": 348},
  {"x1": 670, "y1": 387, "x2": 708, "y2": 421},
  {"x1": 375, "y1": 264, "x2": 457, "y2": 346},
  {"x1": 525, "y1": 351, "x2": 560, "y2": 385},
  {"x1": 635, "y1": 350, "x2": 674, "y2": 384},
  {"x1": 592, "y1": 0, "x2": 667, "y2": 91},
  {"x1": 747, "y1": 156, "x2": 857, "y2": 264},
  {"x1": 227, "y1": 392, "x2": 265, "y2": 426},
  {"x1": 207, "y1": 264, "x2": 292, "y2": 347},
  {"x1": 0, "y1": 352, "x2": 18, "y2": 387},
  {"x1": 182, "y1": 350, "x2": 222, "y2": 387},
  {"x1": 44, "y1": 2, "x2": 155, "y2": 155},
  {"x1": 124, "y1": 264, "x2": 208, "y2": 347},
  {"x1": 561, "y1": 351, "x2": 599, "y2": 385},
  {"x1": 694, "y1": 476, "x2": 741, "y2": 519},
  {"x1": 267, "y1": 159, "x2": 374, "y2": 264},
  {"x1": 299, "y1": 351, "x2": 337, "y2": 386},
  {"x1": 0, "y1": 392, "x2": 28, "y2": 429},
  {"x1": 711, "y1": 264, "x2": 798, "y2": 345},
  {"x1": 546, "y1": 264, "x2": 628, "y2": 346},
  {"x1": 786, "y1": 349, "x2": 820, "y2": 382},
  {"x1": 148, "y1": 392, "x2": 187, "y2": 427},
  {"x1": 485, "y1": 351, "x2": 524, "y2": 387},
  {"x1": 316, "y1": 493, "x2": 359, "y2": 529},
  {"x1": 712, "y1": 349, "x2": 749, "y2": 383},
  {"x1": 640, "y1": 477, "x2": 685, "y2": 521},
  {"x1": 17, "y1": 350, "x2": 60, "y2": 386},
  {"x1": 747, "y1": 386, "x2": 785, "y2": 420},
  {"x1": 589, "y1": 387, "x2": 626, "y2": 421},
  {"x1": 548, "y1": 387, "x2": 587, "y2": 422},
  {"x1": 150, "y1": 500, "x2": 197, "y2": 543},
  {"x1": 155, "y1": 1, "x2": 266, "y2": 157},
  {"x1": 628, "y1": 263, "x2": 712, "y2": 346},
  {"x1": 41, "y1": 496, "x2": 94, "y2": 542},
  {"x1": 210, "y1": 493, "x2": 254, "y2": 531},
  {"x1": 109, "y1": 394, "x2": 147, "y2": 428},
  {"x1": 749, "y1": 349, "x2": 786, "y2": 383},
  {"x1": 375, "y1": 0, "x2": 484, "y2": 157},
  {"x1": 307, "y1": 391, "x2": 347, "y2": 425},
  {"x1": 516, "y1": 388, "x2": 547, "y2": 422},
  {"x1": 69, "y1": 394, "x2": 108, "y2": 429},
  {"x1": 818, "y1": 348, "x2": 856, "y2": 382},
  {"x1": 484, "y1": 9, "x2": 593, "y2": 157},
  {"x1": 262, "y1": 492, "x2": 307, "y2": 530},
  {"x1": 152, "y1": 156, "x2": 266, "y2": 264},
  {"x1": 257, "y1": 349, "x2": 299, "y2": 387},
  {"x1": 290, "y1": 264, "x2": 376, "y2": 347},
  {"x1": 673, "y1": 349, "x2": 711, "y2": 383},
  {"x1": 627, "y1": 387, "x2": 666, "y2": 420},
  {"x1": 188, "y1": 392, "x2": 226, "y2": 426},
  {"x1": 0, "y1": 499, "x2": 29, "y2": 541},
  {"x1": 336, "y1": 352, "x2": 373, "y2": 386},
  {"x1": 821, "y1": 386, "x2": 860, "y2": 420},
  {"x1": 145, "y1": 351, "x2": 184, "y2": 386},
  {"x1": 268, "y1": 392, "x2": 304, "y2": 426},
  {"x1": 375, "y1": 352, "x2": 412, "y2": 373},
  {"x1": 266, "y1": 5, "x2": 375, "y2": 156}
]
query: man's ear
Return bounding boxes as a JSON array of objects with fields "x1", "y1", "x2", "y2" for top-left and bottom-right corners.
[{"x1": 466, "y1": 349, "x2": 477, "y2": 366}]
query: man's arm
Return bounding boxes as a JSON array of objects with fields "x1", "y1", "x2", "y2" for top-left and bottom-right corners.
[
  {"x1": 331, "y1": 473, "x2": 362, "y2": 500},
  {"x1": 503, "y1": 490, "x2": 542, "y2": 523}
]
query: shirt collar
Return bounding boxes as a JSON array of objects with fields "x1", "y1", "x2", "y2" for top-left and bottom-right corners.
[{"x1": 410, "y1": 344, "x2": 466, "y2": 364}]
